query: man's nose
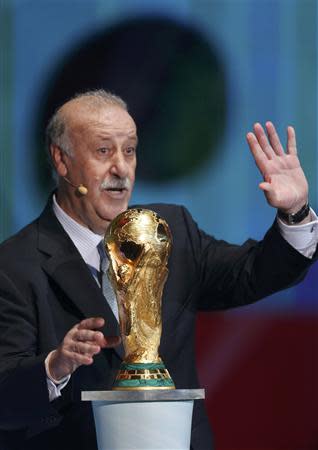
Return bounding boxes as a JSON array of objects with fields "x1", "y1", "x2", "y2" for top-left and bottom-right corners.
[{"x1": 109, "y1": 151, "x2": 129, "y2": 178}]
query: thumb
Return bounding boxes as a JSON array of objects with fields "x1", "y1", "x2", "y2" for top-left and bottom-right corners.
[
  {"x1": 101, "y1": 335, "x2": 122, "y2": 348},
  {"x1": 259, "y1": 181, "x2": 271, "y2": 192}
]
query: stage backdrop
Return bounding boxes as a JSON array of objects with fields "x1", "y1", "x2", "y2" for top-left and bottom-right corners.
[{"x1": 0, "y1": 0, "x2": 317, "y2": 448}]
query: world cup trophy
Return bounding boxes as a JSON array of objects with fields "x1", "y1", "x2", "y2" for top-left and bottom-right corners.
[{"x1": 104, "y1": 208, "x2": 175, "y2": 390}]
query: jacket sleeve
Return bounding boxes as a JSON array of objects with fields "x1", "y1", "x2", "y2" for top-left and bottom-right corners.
[
  {"x1": 178, "y1": 206, "x2": 316, "y2": 311},
  {"x1": 0, "y1": 270, "x2": 62, "y2": 431}
]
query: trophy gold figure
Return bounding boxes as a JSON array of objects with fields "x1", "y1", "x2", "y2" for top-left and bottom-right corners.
[{"x1": 104, "y1": 208, "x2": 175, "y2": 390}]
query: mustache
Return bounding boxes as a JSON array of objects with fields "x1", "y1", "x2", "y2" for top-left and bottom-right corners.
[{"x1": 100, "y1": 177, "x2": 132, "y2": 190}]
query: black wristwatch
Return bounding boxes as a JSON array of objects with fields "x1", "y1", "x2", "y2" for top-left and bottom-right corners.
[{"x1": 277, "y1": 202, "x2": 310, "y2": 225}]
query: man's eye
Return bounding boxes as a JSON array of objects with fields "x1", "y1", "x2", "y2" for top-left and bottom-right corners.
[
  {"x1": 125, "y1": 147, "x2": 136, "y2": 156},
  {"x1": 97, "y1": 147, "x2": 110, "y2": 154}
]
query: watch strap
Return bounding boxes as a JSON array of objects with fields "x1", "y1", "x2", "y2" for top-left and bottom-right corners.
[{"x1": 278, "y1": 203, "x2": 310, "y2": 225}]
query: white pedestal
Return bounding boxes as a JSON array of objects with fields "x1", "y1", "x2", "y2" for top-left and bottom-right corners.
[{"x1": 82, "y1": 389, "x2": 205, "y2": 450}]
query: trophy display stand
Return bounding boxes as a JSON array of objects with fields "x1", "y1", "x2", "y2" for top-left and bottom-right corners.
[{"x1": 82, "y1": 389, "x2": 205, "y2": 450}]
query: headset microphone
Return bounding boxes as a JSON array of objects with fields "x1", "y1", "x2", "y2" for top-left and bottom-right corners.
[
  {"x1": 63, "y1": 177, "x2": 88, "y2": 196},
  {"x1": 77, "y1": 185, "x2": 88, "y2": 195}
]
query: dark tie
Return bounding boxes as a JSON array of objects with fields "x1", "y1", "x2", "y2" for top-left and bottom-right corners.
[{"x1": 97, "y1": 241, "x2": 119, "y2": 321}]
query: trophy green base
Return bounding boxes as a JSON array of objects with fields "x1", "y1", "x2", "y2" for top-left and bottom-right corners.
[{"x1": 112, "y1": 362, "x2": 175, "y2": 390}]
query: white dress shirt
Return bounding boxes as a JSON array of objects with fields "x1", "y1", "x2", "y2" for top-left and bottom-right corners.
[
  {"x1": 277, "y1": 208, "x2": 318, "y2": 258},
  {"x1": 45, "y1": 197, "x2": 318, "y2": 400}
]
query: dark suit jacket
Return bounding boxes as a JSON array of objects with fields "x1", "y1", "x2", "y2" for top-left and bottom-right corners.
[{"x1": 0, "y1": 200, "x2": 315, "y2": 450}]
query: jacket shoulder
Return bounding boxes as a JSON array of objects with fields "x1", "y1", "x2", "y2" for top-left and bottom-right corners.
[{"x1": 0, "y1": 219, "x2": 39, "y2": 261}]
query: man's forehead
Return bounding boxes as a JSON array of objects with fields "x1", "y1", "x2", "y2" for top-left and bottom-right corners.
[{"x1": 61, "y1": 98, "x2": 136, "y2": 133}]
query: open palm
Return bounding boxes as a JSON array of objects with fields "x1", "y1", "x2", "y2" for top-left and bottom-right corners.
[{"x1": 246, "y1": 122, "x2": 308, "y2": 213}]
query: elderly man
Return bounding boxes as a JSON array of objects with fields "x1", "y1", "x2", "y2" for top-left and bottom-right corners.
[{"x1": 0, "y1": 90, "x2": 316, "y2": 450}]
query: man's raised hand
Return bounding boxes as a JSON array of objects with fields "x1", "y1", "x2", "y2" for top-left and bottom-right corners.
[{"x1": 246, "y1": 122, "x2": 308, "y2": 215}]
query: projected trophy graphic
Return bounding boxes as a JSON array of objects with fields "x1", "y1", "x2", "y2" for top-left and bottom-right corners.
[{"x1": 104, "y1": 208, "x2": 175, "y2": 390}]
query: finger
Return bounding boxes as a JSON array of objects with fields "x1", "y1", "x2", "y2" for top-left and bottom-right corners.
[
  {"x1": 286, "y1": 126, "x2": 297, "y2": 155},
  {"x1": 253, "y1": 123, "x2": 276, "y2": 159},
  {"x1": 78, "y1": 317, "x2": 105, "y2": 330},
  {"x1": 71, "y1": 341, "x2": 101, "y2": 356},
  {"x1": 75, "y1": 329, "x2": 104, "y2": 343},
  {"x1": 101, "y1": 335, "x2": 122, "y2": 348},
  {"x1": 246, "y1": 132, "x2": 268, "y2": 175},
  {"x1": 64, "y1": 350, "x2": 95, "y2": 366},
  {"x1": 265, "y1": 121, "x2": 284, "y2": 156}
]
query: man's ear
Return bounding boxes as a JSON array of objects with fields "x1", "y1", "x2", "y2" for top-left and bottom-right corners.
[{"x1": 50, "y1": 144, "x2": 68, "y2": 177}]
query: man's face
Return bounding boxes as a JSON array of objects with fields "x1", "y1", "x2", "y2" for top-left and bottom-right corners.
[{"x1": 55, "y1": 103, "x2": 137, "y2": 234}]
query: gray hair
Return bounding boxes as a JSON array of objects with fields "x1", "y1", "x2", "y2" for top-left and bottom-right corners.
[{"x1": 45, "y1": 89, "x2": 128, "y2": 177}]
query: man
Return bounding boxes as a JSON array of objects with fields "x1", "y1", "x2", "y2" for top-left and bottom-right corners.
[{"x1": 0, "y1": 90, "x2": 316, "y2": 450}]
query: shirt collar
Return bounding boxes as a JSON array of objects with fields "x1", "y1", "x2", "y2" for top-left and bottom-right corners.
[{"x1": 52, "y1": 194, "x2": 102, "y2": 271}]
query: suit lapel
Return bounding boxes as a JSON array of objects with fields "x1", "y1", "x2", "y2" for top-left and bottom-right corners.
[{"x1": 37, "y1": 199, "x2": 124, "y2": 360}]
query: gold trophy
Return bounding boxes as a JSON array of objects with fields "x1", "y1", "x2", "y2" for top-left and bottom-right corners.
[{"x1": 104, "y1": 208, "x2": 175, "y2": 390}]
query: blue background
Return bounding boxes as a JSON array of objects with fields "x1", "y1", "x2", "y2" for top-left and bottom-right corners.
[{"x1": 0, "y1": 0, "x2": 317, "y2": 312}]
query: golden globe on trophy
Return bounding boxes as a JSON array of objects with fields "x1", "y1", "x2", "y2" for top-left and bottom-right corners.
[{"x1": 104, "y1": 208, "x2": 175, "y2": 390}]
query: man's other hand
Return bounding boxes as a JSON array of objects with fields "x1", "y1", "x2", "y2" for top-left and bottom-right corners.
[{"x1": 47, "y1": 317, "x2": 121, "y2": 381}]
